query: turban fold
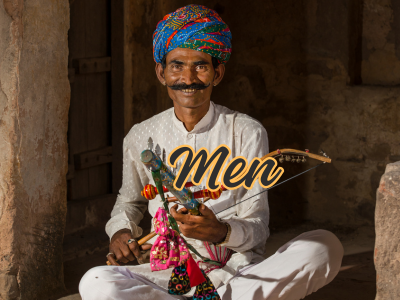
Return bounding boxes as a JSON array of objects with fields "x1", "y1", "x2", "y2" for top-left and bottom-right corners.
[{"x1": 153, "y1": 5, "x2": 232, "y2": 65}]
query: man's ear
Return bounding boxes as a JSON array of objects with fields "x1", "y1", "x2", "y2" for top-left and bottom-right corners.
[
  {"x1": 213, "y1": 64, "x2": 225, "y2": 86},
  {"x1": 155, "y1": 63, "x2": 166, "y2": 86}
]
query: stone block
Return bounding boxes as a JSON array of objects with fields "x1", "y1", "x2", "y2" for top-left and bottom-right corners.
[
  {"x1": 0, "y1": 274, "x2": 20, "y2": 300},
  {"x1": 0, "y1": 0, "x2": 70, "y2": 298},
  {"x1": 375, "y1": 161, "x2": 400, "y2": 299}
]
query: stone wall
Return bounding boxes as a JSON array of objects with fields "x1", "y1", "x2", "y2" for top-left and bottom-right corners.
[
  {"x1": 375, "y1": 161, "x2": 400, "y2": 300},
  {"x1": 363, "y1": 0, "x2": 400, "y2": 85},
  {"x1": 124, "y1": 1, "x2": 399, "y2": 231},
  {"x1": 0, "y1": 0, "x2": 70, "y2": 299}
]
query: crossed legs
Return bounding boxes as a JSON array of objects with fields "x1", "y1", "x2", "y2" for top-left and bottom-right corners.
[{"x1": 79, "y1": 229, "x2": 343, "y2": 300}]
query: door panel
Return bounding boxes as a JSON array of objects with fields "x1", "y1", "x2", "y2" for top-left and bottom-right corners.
[{"x1": 68, "y1": 0, "x2": 112, "y2": 201}]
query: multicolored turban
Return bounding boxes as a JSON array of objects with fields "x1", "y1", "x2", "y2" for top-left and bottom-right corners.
[{"x1": 153, "y1": 5, "x2": 232, "y2": 65}]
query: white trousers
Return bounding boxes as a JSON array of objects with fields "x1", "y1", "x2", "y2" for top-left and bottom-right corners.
[{"x1": 79, "y1": 230, "x2": 343, "y2": 300}]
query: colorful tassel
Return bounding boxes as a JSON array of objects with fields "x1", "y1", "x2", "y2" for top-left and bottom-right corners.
[
  {"x1": 193, "y1": 269, "x2": 220, "y2": 300},
  {"x1": 168, "y1": 264, "x2": 191, "y2": 295},
  {"x1": 186, "y1": 255, "x2": 206, "y2": 287}
]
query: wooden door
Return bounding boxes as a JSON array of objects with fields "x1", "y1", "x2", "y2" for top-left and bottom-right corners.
[{"x1": 66, "y1": 0, "x2": 124, "y2": 233}]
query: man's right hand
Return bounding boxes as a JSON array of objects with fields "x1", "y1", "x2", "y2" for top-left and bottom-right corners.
[{"x1": 108, "y1": 229, "x2": 143, "y2": 266}]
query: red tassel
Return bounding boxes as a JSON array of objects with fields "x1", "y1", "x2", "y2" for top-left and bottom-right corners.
[{"x1": 185, "y1": 256, "x2": 206, "y2": 287}]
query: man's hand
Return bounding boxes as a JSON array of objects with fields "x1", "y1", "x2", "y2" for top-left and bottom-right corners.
[
  {"x1": 170, "y1": 204, "x2": 228, "y2": 243},
  {"x1": 108, "y1": 229, "x2": 142, "y2": 266}
]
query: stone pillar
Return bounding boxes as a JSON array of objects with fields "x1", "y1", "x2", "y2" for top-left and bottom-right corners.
[
  {"x1": 0, "y1": 0, "x2": 70, "y2": 299},
  {"x1": 375, "y1": 161, "x2": 400, "y2": 300}
]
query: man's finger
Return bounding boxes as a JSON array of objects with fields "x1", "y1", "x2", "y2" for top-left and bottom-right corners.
[
  {"x1": 128, "y1": 241, "x2": 143, "y2": 263},
  {"x1": 198, "y1": 204, "x2": 215, "y2": 218},
  {"x1": 179, "y1": 223, "x2": 189, "y2": 236},
  {"x1": 120, "y1": 242, "x2": 136, "y2": 261},
  {"x1": 114, "y1": 248, "x2": 129, "y2": 263},
  {"x1": 140, "y1": 243, "x2": 152, "y2": 251},
  {"x1": 177, "y1": 207, "x2": 189, "y2": 214},
  {"x1": 170, "y1": 204, "x2": 179, "y2": 215},
  {"x1": 171, "y1": 206, "x2": 190, "y2": 223},
  {"x1": 107, "y1": 253, "x2": 120, "y2": 266}
]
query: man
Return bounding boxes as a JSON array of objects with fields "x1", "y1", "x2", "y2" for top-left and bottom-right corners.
[{"x1": 79, "y1": 5, "x2": 343, "y2": 300}]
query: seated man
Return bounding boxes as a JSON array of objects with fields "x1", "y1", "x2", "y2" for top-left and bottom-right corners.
[{"x1": 79, "y1": 5, "x2": 343, "y2": 300}]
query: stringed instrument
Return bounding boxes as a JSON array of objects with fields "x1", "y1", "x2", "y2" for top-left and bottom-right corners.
[
  {"x1": 141, "y1": 148, "x2": 330, "y2": 240},
  {"x1": 106, "y1": 148, "x2": 331, "y2": 265}
]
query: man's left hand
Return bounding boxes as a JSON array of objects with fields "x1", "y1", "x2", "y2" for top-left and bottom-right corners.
[{"x1": 170, "y1": 204, "x2": 228, "y2": 243}]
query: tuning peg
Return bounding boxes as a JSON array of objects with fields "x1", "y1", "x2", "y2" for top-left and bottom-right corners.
[
  {"x1": 279, "y1": 155, "x2": 284, "y2": 163},
  {"x1": 296, "y1": 156, "x2": 301, "y2": 163},
  {"x1": 285, "y1": 155, "x2": 291, "y2": 162},
  {"x1": 155, "y1": 144, "x2": 161, "y2": 157},
  {"x1": 302, "y1": 157, "x2": 306, "y2": 163},
  {"x1": 320, "y1": 149, "x2": 328, "y2": 157},
  {"x1": 147, "y1": 137, "x2": 153, "y2": 151},
  {"x1": 291, "y1": 156, "x2": 296, "y2": 163}
]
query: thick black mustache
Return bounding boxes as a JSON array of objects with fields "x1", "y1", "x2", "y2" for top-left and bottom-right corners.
[{"x1": 166, "y1": 82, "x2": 211, "y2": 90}]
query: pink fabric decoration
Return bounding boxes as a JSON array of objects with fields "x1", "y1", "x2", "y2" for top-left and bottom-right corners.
[{"x1": 150, "y1": 208, "x2": 190, "y2": 271}]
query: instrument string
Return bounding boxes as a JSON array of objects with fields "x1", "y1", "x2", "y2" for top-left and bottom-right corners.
[{"x1": 215, "y1": 162, "x2": 324, "y2": 216}]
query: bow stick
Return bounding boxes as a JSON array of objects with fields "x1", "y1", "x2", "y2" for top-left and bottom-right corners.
[
  {"x1": 262, "y1": 148, "x2": 331, "y2": 163},
  {"x1": 213, "y1": 149, "x2": 330, "y2": 215}
]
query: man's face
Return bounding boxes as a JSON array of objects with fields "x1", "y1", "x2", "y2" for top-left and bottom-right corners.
[{"x1": 156, "y1": 48, "x2": 225, "y2": 109}]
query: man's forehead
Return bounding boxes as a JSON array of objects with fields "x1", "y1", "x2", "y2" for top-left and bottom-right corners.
[{"x1": 166, "y1": 48, "x2": 213, "y2": 63}]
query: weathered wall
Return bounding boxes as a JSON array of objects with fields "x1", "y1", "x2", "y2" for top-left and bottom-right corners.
[
  {"x1": 0, "y1": 0, "x2": 70, "y2": 299},
  {"x1": 374, "y1": 161, "x2": 400, "y2": 300},
  {"x1": 362, "y1": 0, "x2": 400, "y2": 85},
  {"x1": 124, "y1": 1, "x2": 398, "y2": 230}
]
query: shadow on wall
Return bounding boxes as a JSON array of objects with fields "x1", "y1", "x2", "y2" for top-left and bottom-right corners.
[{"x1": 212, "y1": 2, "x2": 310, "y2": 230}]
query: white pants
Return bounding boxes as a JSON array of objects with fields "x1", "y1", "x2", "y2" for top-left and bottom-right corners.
[{"x1": 79, "y1": 230, "x2": 343, "y2": 300}]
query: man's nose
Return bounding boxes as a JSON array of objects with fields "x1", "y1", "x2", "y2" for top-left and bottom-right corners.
[{"x1": 180, "y1": 66, "x2": 197, "y2": 85}]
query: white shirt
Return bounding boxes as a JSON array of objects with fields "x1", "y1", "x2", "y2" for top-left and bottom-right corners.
[{"x1": 106, "y1": 101, "x2": 270, "y2": 266}]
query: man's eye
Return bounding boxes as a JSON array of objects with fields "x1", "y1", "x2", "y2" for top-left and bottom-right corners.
[
  {"x1": 196, "y1": 65, "x2": 207, "y2": 71},
  {"x1": 172, "y1": 64, "x2": 182, "y2": 70}
]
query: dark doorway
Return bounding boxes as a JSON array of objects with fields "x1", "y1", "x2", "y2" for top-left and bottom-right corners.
[{"x1": 65, "y1": 0, "x2": 124, "y2": 258}]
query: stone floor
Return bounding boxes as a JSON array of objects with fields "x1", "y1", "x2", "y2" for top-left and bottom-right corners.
[{"x1": 58, "y1": 224, "x2": 376, "y2": 300}]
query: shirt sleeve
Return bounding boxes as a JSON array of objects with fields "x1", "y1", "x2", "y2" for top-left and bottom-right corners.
[
  {"x1": 222, "y1": 120, "x2": 270, "y2": 254},
  {"x1": 105, "y1": 127, "x2": 150, "y2": 240}
]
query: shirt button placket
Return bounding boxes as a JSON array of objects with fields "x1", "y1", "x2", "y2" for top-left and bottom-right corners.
[{"x1": 186, "y1": 133, "x2": 195, "y2": 150}]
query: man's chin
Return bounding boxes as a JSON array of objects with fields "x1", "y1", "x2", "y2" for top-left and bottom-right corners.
[{"x1": 172, "y1": 96, "x2": 210, "y2": 109}]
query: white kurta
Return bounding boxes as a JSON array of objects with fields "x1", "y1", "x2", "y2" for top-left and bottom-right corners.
[
  {"x1": 106, "y1": 102, "x2": 270, "y2": 273},
  {"x1": 79, "y1": 102, "x2": 344, "y2": 299}
]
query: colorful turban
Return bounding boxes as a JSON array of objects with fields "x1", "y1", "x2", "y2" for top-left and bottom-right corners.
[{"x1": 153, "y1": 5, "x2": 232, "y2": 65}]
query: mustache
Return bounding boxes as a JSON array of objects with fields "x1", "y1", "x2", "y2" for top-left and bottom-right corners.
[{"x1": 166, "y1": 82, "x2": 211, "y2": 90}]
